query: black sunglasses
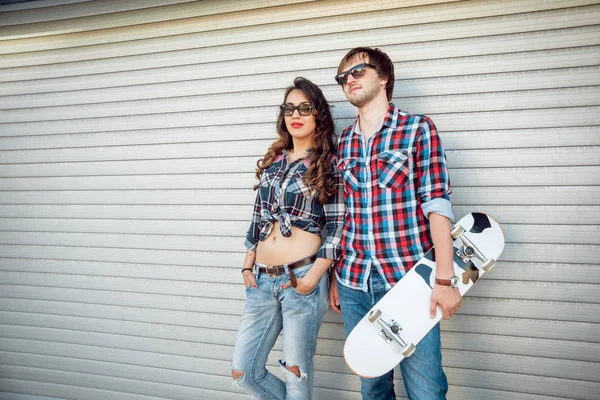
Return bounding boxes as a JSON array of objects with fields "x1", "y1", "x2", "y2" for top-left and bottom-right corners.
[
  {"x1": 335, "y1": 63, "x2": 376, "y2": 86},
  {"x1": 280, "y1": 103, "x2": 315, "y2": 116}
]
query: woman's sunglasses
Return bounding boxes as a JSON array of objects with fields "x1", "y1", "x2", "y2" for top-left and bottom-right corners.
[
  {"x1": 335, "y1": 63, "x2": 376, "y2": 86},
  {"x1": 280, "y1": 103, "x2": 315, "y2": 116}
]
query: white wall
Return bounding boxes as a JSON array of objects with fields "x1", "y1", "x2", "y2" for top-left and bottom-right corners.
[{"x1": 0, "y1": 0, "x2": 598, "y2": 399}]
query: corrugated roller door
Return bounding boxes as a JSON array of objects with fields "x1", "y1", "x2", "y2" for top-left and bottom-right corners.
[{"x1": 0, "y1": 0, "x2": 598, "y2": 399}]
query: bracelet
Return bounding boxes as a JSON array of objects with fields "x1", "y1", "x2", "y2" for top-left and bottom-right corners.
[{"x1": 241, "y1": 267, "x2": 253, "y2": 274}]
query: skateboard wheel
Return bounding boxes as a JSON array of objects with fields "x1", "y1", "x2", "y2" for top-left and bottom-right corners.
[
  {"x1": 451, "y1": 224, "x2": 464, "y2": 239},
  {"x1": 368, "y1": 309, "x2": 382, "y2": 323},
  {"x1": 402, "y1": 343, "x2": 416, "y2": 358},
  {"x1": 482, "y1": 259, "x2": 496, "y2": 272}
]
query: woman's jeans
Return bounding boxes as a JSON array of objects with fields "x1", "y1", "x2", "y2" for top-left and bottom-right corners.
[
  {"x1": 231, "y1": 263, "x2": 329, "y2": 399},
  {"x1": 338, "y1": 271, "x2": 448, "y2": 400}
]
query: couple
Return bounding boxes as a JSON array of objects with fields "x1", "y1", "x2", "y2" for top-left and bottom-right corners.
[{"x1": 231, "y1": 47, "x2": 460, "y2": 400}]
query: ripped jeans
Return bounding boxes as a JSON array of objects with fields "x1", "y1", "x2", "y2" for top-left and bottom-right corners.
[{"x1": 231, "y1": 262, "x2": 329, "y2": 399}]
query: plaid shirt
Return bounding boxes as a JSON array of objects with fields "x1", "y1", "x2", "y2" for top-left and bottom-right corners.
[
  {"x1": 336, "y1": 103, "x2": 453, "y2": 291},
  {"x1": 245, "y1": 149, "x2": 345, "y2": 261}
]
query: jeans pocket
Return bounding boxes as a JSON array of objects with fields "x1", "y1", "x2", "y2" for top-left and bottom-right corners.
[
  {"x1": 245, "y1": 272, "x2": 263, "y2": 295},
  {"x1": 292, "y1": 285, "x2": 318, "y2": 297},
  {"x1": 244, "y1": 282, "x2": 254, "y2": 296}
]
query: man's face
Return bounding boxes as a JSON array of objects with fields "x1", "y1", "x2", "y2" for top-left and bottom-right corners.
[{"x1": 339, "y1": 55, "x2": 385, "y2": 108}]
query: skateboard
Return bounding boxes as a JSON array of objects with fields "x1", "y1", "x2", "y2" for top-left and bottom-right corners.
[{"x1": 343, "y1": 212, "x2": 505, "y2": 378}]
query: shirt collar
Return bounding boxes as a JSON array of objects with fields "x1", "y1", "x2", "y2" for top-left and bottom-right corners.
[
  {"x1": 282, "y1": 147, "x2": 313, "y2": 164},
  {"x1": 283, "y1": 147, "x2": 313, "y2": 155}
]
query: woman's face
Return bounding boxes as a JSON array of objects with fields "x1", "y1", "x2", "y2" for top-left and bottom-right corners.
[{"x1": 283, "y1": 89, "x2": 317, "y2": 142}]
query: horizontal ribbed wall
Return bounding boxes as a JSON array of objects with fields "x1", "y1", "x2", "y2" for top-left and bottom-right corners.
[{"x1": 0, "y1": 0, "x2": 598, "y2": 399}]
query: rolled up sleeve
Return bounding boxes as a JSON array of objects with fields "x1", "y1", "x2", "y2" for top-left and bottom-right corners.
[{"x1": 244, "y1": 190, "x2": 262, "y2": 251}]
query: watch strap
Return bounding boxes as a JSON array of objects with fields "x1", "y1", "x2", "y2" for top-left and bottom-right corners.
[{"x1": 435, "y1": 277, "x2": 452, "y2": 286}]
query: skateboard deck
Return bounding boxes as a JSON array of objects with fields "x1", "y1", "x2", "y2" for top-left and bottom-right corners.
[{"x1": 343, "y1": 212, "x2": 505, "y2": 378}]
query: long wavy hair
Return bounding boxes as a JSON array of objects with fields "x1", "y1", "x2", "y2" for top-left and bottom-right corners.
[{"x1": 254, "y1": 77, "x2": 337, "y2": 204}]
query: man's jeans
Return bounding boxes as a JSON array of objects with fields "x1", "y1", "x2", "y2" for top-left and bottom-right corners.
[
  {"x1": 338, "y1": 271, "x2": 448, "y2": 400},
  {"x1": 231, "y1": 263, "x2": 329, "y2": 400}
]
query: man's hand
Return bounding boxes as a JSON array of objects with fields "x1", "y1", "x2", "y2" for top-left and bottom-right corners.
[
  {"x1": 328, "y1": 274, "x2": 341, "y2": 313},
  {"x1": 430, "y1": 284, "x2": 462, "y2": 319}
]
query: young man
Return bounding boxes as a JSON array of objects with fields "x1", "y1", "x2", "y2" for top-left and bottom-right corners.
[{"x1": 330, "y1": 47, "x2": 461, "y2": 399}]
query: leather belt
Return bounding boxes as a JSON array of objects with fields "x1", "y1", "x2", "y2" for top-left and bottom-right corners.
[{"x1": 256, "y1": 253, "x2": 317, "y2": 288}]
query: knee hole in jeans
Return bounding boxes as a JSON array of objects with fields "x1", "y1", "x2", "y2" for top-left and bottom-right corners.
[
  {"x1": 285, "y1": 364, "x2": 301, "y2": 377},
  {"x1": 231, "y1": 369, "x2": 245, "y2": 381},
  {"x1": 279, "y1": 360, "x2": 307, "y2": 381}
]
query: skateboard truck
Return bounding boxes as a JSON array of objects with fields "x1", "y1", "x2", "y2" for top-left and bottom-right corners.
[
  {"x1": 451, "y1": 224, "x2": 496, "y2": 272},
  {"x1": 368, "y1": 309, "x2": 416, "y2": 357}
]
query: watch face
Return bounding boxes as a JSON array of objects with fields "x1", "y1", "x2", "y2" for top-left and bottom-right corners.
[{"x1": 450, "y1": 276, "x2": 460, "y2": 288}]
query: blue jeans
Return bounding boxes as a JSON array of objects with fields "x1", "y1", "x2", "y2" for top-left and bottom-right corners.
[
  {"x1": 338, "y1": 270, "x2": 448, "y2": 400},
  {"x1": 231, "y1": 263, "x2": 329, "y2": 400}
]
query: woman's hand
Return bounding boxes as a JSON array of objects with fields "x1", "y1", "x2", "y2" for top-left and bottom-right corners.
[
  {"x1": 242, "y1": 270, "x2": 257, "y2": 289},
  {"x1": 281, "y1": 258, "x2": 332, "y2": 295},
  {"x1": 283, "y1": 276, "x2": 316, "y2": 295}
]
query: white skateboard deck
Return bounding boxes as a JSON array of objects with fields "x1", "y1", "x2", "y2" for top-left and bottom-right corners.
[{"x1": 343, "y1": 212, "x2": 505, "y2": 378}]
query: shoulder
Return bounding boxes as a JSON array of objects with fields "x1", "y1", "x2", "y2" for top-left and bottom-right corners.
[
  {"x1": 397, "y1": 109, "x2": 430, "y2": 126},
  {"x1": 396, "y1": 110, "x2": 437, "y2": 136}
]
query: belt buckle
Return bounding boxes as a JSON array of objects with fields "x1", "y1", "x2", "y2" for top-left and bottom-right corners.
[{"x1": 266, "y1": 265, "x2": 280, "y2": 278}]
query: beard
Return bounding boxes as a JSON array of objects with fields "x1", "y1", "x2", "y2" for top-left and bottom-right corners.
[{"x1": 347, "y1": 83, "x2": 380, "y2": 108}]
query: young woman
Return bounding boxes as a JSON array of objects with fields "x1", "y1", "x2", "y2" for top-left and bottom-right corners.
[{"x1": 231, "y1": 77, "x2": 344, "y2": 400}]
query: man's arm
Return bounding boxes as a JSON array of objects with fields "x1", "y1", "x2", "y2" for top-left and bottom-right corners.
[{"x1": 429, "y1": 212, "x2": 462, "y2": 319}]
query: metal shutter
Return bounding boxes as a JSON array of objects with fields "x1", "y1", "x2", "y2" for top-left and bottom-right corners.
[{"x1": 0, "y1": 1, "x2": 598, "y2": 399}]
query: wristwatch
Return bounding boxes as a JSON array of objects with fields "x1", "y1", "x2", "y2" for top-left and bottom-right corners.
[{"x1": 435, "y1": 276, "x2": 460, "y2": 288}]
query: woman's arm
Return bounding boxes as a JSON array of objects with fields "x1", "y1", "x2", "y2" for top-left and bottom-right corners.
[
  {"x1": 241, "y1": 249, "x2": 257, "y2": 289},
  {"x1": 291, "y1": 256, "x2": 333, "y2": 293},
  {"x1": 244, "y1": 189, "x2": 263, "y2": 252},
  {"x1": 242, "y1": 187, "x2": 261, "y2": 289}
]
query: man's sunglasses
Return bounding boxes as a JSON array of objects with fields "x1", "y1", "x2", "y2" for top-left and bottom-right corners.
[
  {"x1": 280, "y1": 103, "x2": 315, "y2": 116},
  {"x1": 335, "y1": 63, "x2": 376, "y2": 86}
]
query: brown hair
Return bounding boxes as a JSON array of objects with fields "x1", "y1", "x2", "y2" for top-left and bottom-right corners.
[
  {"x1": 254, "y1": 77, "x2": 338, "y2": 204},
  {"x1": 338, "y1": 47, "x2": 395, "y2": 101}
]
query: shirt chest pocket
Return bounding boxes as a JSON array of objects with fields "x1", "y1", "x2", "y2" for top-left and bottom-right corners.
[
  {"x1": 337, "y1": 158, "x2": 359, "y2": 194},
  {"x1": 377, "y1": 150, "x2": 410, "y2": 190}
]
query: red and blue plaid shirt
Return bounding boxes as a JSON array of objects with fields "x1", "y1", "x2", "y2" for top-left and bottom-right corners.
[
  {"x1": 245, "y1": 149, "x2": 345, "y2": 261},
  {"x1": 335, "y1": 103, "x2": 453, "y2": 291}
]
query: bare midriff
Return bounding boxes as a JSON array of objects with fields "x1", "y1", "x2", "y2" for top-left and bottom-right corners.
[{"x1": 255, "y1": 222, "x2": 321, "y2": 265}]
